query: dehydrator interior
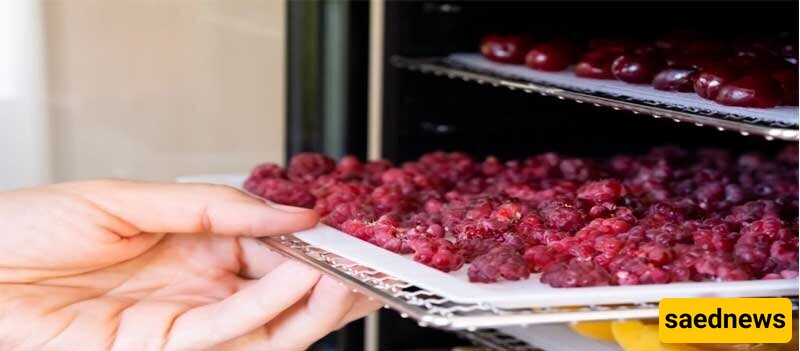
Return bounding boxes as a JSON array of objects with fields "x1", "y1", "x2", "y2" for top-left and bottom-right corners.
[{"x1": 294, "y1": 1, "x2": 799, "y2": 350}]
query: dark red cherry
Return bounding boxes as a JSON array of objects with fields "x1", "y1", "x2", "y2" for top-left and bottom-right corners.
[
  {"x1": 480, "y1": 34, "x2": 532, "y2": 64},
  {"x1": 575, "y1": 60, "x2": 614, "y2": 79},
  {"x1": 653, "y1": 68, "x2": 698, "y2": 92},
  {"x1": 525, "y1": 39, "x2": 576, "y2": 71},
  {"x1": 575, "y1": 47, "x2": 624, "y2": 79},
  {"x1": 771, "y1": 68, "x2": 799, "y2": 105},
  {"x1": 694, "y1": 65, "x2": 740, "y2": 100},
  {"x1": 612, "y1": 55, "x2": 664, "y2": 84},
  {"x1": 715, "y1": 74, "x2": 783, "y2": 108}
]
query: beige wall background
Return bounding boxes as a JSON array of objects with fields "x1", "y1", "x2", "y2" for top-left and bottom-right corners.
[{"x1": 44, "y1": 0, "x2": 286, "y2": 182}]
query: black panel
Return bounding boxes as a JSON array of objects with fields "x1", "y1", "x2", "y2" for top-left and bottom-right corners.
[
  {"x1": 378, "y1": 310, "x2": 468, "y2": 351},
  {"x1": 286, "y1": 1, "x2": 369, "y2": 162},
  {"x1": 287, "y1": 1, "x2": 322, "y2": 157},
  {"x1": 382, "y1": 1, "x2": 798, "y2": 58},
  {"x1": 384, "y1": 71, "x2": 785, "y2": 163},
  {"x1": 345, "y1": 2, "x2": 370, "y2": 160}
]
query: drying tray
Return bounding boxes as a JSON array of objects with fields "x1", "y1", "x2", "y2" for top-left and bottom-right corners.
[
  {"x1": 391, "y1": 55, "x2": 799, "y2": 141},
  {"x1": 265, "y1": 231, "x2": 797, "y2": 330},
  {"x1": 178, "y1": 174, "x2": 799, "y2": 330}
]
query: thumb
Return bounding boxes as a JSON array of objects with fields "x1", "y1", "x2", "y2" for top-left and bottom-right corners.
[{"x1": 52, "y1": 179, "x2": 319, "y2": 237}]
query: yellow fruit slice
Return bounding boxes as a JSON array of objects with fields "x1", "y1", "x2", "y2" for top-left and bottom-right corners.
[
  {"x1": 569, "y1": 321, "x2": 616, "y2": 342},
  {"x1": 611, "y1": 320, "x2": 705, "y2": 351}
]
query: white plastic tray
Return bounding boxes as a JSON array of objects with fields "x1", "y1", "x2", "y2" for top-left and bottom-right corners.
[{"x1": 178, "y1": 174, "x2": 799, "y2": 309}]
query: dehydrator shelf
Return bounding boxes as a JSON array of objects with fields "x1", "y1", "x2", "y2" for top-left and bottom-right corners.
[
  {"x1": 391, "y1": 56, "x2": 800, "y2": 141},
  {"x1": 263, "y1": 234, "x2": 799, "y2": 330}
]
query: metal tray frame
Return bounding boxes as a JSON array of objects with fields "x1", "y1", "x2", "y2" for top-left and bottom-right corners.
[
  {"x1": 264, "y1": 234, "x2": 797, "y2": 331},
  {"x1": 391, "y1": 56, "x2": 799, "y2": 141}
]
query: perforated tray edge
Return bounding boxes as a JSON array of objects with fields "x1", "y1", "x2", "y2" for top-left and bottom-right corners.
[
  {"x1": 263, "y1": 234, "x2": 798, "y2": 331},
  {"x1": 391, "y1": 56, "x2": 799, "y2": 141}
]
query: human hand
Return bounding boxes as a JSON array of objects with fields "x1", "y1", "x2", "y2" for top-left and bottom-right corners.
[{"x1": 0, "y1": 180, "x2": 379, "y2": 350}]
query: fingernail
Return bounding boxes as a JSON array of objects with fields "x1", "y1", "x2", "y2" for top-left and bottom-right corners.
[{"x1": 269, "y1": 203, "x2": 314, "y2": 213}]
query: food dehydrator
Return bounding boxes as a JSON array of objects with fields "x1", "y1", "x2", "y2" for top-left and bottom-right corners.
[{"x1": 282, "y1": 1, "x2": 800, "y2": 350}]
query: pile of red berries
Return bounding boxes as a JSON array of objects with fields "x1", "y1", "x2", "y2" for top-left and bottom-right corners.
[{"x1": 245, "y1": 145, "x2": 799, "y2": 287}]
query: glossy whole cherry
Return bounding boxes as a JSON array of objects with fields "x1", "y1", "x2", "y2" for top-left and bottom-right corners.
[
  {"x1": 480, "y1": 34, "x2": 531, "y2": 64},
  {"x1": 715, "y1": 73, "x2": 783, "y2": 108},
  {"x1": 612, "y1": 54, "x2": 664, "y2": 84},
  {"x1": 575, "y1": 47, "x2": 625, "y2": 79},
  {"x1": 525, "y1": 39, "x2": 576, "y2": 71},
  {"x1": 652, "y1": 68, "x2": 698, "y2": 92},
  {"x1": 694, "y1": 65, "x2": 740, "y2": 100}
]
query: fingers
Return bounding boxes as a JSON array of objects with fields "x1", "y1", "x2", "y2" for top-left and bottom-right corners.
[
  {"x1": 162, "y1": 260, "x2": 321, "y2": 351},
  {"x1": 111, "y1": 301, "x2": 191, "y2": 351},
  {"x1": 236, "y1": 237, "x2": 289, "y2": 279},
  {"x1": 2, "y1": 233, "x2": 164, "y2": 284},
  {"x1": 335, "y1": 296, "x2": 383, "y2": 330},
  {"x1": 268, "y1": 275, "x2": 359, "y2": 345},
  {"x1": 53, "y1": 180, "x2": 319, "y2": 237},
  {"x1": 217, "y1": 276, "x2": 381, "y2": 351}
]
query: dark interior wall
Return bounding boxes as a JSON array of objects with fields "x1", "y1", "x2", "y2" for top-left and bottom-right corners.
[
  {"x1": 382, "y1": 1, "x2": 798, "y2": 58},
  {"x1": 381, "y1": 1, "x2": 796, "y2": 163}
]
